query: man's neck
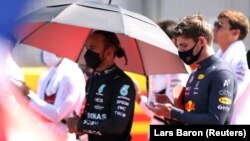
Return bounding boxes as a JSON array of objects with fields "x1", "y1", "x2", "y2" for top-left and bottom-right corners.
[
  {"x1": 96, "y1": 61, "x2": 115, "y2": 72},
  {"x1": 219, "y1": 40, "x2": 237, "y2": 53},
  {"x1": 196, "y1": 46, "x2": 214, "y2": 64}
]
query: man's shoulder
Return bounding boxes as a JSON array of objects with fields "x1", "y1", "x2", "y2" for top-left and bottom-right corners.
[
  {"x1": 112, "y1": 70, "x2": 134, "y2": 86},
  {"x1": 214, "y1": 58, "x2": 234, "y2": 72}
]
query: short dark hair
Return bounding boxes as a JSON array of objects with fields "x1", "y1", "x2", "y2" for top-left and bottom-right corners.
[
  {"x1": 157, "y1": 20, "x2": 177, "y2": 39},
  {"x1": 173, "y1": 14, "x2": 213, "y2": 46},
  {"x1": 92, "y1": 30, "x2": 128, "y2": 65}
]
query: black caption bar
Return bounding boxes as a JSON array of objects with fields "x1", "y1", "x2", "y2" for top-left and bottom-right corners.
[{"x1": 150, "y1": 125, "x2": 250, "y2": 141}]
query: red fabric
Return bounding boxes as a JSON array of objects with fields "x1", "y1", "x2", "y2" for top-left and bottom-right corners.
[
  {"x1": 176, "y1": 87, "x2": 185, "y2": 110},
  {"x1": 115, "y1": 34, "x2": 145, "y2": 74},
  {"x1": 0, "y1": 106, "x2": 7, "y2": 141},
  {"x1": 19, "y1": 22, "x2": 91, "y2": 61},
  {"x1": 173, "y1": 85, "x2": 185, "y2": 110},
  {"x1": 44, "y1": 94, "x2": 56, "y2": 104}
]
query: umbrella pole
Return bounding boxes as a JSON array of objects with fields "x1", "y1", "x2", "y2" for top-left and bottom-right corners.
[{"x1": 146, "y1": 76, "x2": 149, "y2": 96}]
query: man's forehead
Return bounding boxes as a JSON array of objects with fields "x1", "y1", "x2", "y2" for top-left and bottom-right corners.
[
  {"x1": 86, "y1": 34, "x2": 105, "y2": 50},
  {"x1": 88, "y1": 34, "x2": 105, "y2": 42},
  {"x1": 176, "y1": 36, "x2": 192, "y2": 42},
  {"x1": 176, "y1": 37, "x2": 194, "y2": 45}
]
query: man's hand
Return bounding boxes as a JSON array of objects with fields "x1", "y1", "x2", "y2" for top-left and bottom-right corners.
[
  {"x1": 135, "y1": 93, "x2": 142, "y2": 103},
  {"x1": 155, "y1": 94, "x2": 172, "y2": 104},
  {"x1": 146, "y1": 102, "x2": 173, "y2": 119},
  {"x1": 8, "y1": 78, "x2": 30, "y2": 96},
  {"x1": 66, "y1": 111, "x2": 79, "y2": 133}
]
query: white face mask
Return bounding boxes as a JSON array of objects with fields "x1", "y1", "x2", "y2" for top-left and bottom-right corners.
[{"x1": 42, "y1": 51, "x2": 62, "y2": 67}]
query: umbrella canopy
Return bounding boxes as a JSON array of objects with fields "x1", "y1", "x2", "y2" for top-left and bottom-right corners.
[{"x1": 16, "y1": 1, "x2": 188, "y2": 75}]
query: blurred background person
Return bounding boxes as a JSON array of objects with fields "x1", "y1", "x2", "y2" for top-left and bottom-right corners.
[
  {"x1": 13, "y1": 50, "x2": 86, "y2": 141},
  {"x1": 136, "y1": 19, "x2": 189, "y2": 140},
  {"x1": 0, "y1": 0, "x2": 28, "y2": 120},
  {"x1": 213, "y1": 9, "x2": 250, "y2": 124},
  {"x1": 0, "y1": 28, "x2": 24, "y2": 141},
  {"x1": 0, "y1": 1, "x2": 61, "y2": 141},
  {"x1": 0, "y1": 27, "x2": 24, "y2": 106}
]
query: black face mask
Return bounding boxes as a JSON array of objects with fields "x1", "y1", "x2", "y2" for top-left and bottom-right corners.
[
  {"x1": 84, "y1": 49, "x2": 102, "y2": 69},
  {"x1": 178, "y1": 40, "x2": 204, "y2": 65}
]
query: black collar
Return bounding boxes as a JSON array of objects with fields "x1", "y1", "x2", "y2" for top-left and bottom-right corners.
[{"x1": 94, "y1": 65, "x2": 117, "y2": 77}]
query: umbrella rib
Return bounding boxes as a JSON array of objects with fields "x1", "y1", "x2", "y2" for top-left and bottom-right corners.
[
  {"x1": 76, "y1": 29, "x2": 92, "y2": 62},
  {"x1": 123, "y1": 13, "x2": 156, "y2": 26},
  {"x1": 134, "y1": 40, "x2": 146, "y2": 75},
  {"x1": 19, "y1": 22, "x2": 49, "y2": 43},
  {"x1": 119, "y1": 8, "x2": 156, "y2": 26},
  {"x1": 119, "y1": 8, "x2": 126, "y2": 35}
]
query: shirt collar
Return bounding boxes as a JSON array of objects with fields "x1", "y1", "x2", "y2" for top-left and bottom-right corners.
[
  {"x1": 94, "y1": 65, "x2": 117, "y2": 77},
  {"x1": 197, "y1": 55, "x2": 218, "y2": 69}
]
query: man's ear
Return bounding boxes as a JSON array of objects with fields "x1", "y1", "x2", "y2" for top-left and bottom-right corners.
[
  {"x1": 106, "y1": 46, "x2": 115, "y2": 58},
  {"x1": 232, "y1": 29, "x2": 240, "y2": 38},
  {"x1": 199, "y1": 36, "x2": 207, "y2": 46}
]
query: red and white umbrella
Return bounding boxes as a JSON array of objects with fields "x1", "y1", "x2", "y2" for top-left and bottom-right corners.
[{"x1": 17, "y1": 1, "x2": 188, "y2": 75}]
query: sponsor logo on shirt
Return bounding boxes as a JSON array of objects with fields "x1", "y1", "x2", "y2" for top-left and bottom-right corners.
[
  {"x1": 117, "y1": 100, "x2": 129, "y2": 106},
  {"x1": 83, "y1": 119, "x2": 99, "y2": 126},
  {"x1": 223, "y1": 79, "x2": 230, "y2": 87},
  {"x1": 198, "y1": 74, "x2": 205, "y2": 80},
  {"x1": 193, "y1": 81, "x2": 200, "y2": 95},
  {"x1": 118, "y1": 96, "x2": 130, "y2": 101},
  {"x1": 120, "y1": 85, "x2": 130, "y2": 96},
  {"x1": 98, "y1": 84, "x2": 106, "y2": 93},
  {"x1": 117, "y1": 105, "x2": 127, "y2": 112},
  {"x1": 95, "y1": 98, "x2": 103, "y2": 103},
  {"x1": 87, "y1": 113, "x2": 107, "y2": 120},
  {"x1": 115, "y1": 110, "x2": 126, "y2": 117},
  {"x1": 217, "y1": 104, "x2": 230, "y2": 111},
  {"x1": 94, "y1": 105, "x2": 104, "y2": 110},
  {"x1": 185, "y1": 100, "x2": 195, "y2": 112},
  {"x1": 188, "y1": 75, "x2": 194, "y2": 83},
  {"x1": 185, "y1": 86, "x2": 191, "y2": 95},
  {"x1": 194, "y1": 81, "x2": 200, "y2": 90},
  {"x1": 219, "y1": 89, "x2": 232, "y2": 97},
  {"x1": 218, "y1": 97, "x2": 232, "y2": 105},
  {"x1": 82, "y1": 129, "x2": 102, "y2": 135}
]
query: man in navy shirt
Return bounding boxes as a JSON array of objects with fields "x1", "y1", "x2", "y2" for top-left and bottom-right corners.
[{"x1": 148, "y1": 14, "x2": 237, "y2": 125}]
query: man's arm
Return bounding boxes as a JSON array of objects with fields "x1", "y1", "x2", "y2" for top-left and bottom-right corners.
[
  {"x1": 171, "y1": 70, "x2": 235, "y2": 124},
  {"x1": 234, "y1": 60, "x2": 250, "y2": 103},
  {"x1": 29, "y1": 75, "x2": 85, "y2": 122}
]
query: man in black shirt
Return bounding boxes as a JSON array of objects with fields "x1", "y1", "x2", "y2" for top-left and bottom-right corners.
[
  {"x1": 67, "y1": 30, "x2": 136, "y2": 141},
  {"x1": 148, "y1": 14, "x2": 237, "y2": 124}
]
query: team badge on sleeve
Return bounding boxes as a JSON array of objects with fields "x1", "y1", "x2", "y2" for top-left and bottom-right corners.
[{"x1": 120, "y1": 85, "x2": 130, "y2": 96}]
